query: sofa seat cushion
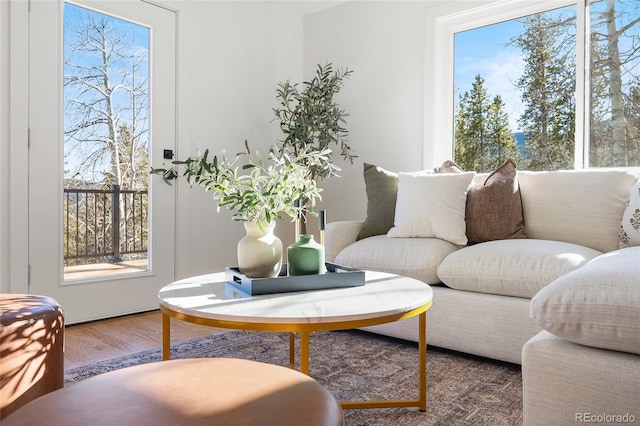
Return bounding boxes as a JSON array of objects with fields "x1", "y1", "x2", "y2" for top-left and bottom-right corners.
[
  {"x1": 530, "y1": 246, "x2": 640, "y2": 356},
  {"x1": 437, "y1": 239, "x2": 602, "y2": 298},
  {"x1": 335, "y1": 235, "x2": 459, "y2": 284}
]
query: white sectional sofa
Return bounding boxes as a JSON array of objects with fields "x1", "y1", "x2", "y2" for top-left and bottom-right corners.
[
  {"x1": 325, "y1": 162, "x2": 640, "y2": 424},
  {"x1": 523, "y1": 243, "x2": 640, "y2": 425}
]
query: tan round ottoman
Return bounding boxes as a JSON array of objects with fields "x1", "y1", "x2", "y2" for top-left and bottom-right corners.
[
  {"x1": 3, "y1": 358, "x2": 344, "y2": 426},
  {"x1": 0, "y1": 294, "x2": 64, "y2": 419}
]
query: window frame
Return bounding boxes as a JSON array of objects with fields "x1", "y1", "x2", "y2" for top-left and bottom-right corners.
[{"x1": 427, "y1": 0, "x2": 592, "y2": 170}]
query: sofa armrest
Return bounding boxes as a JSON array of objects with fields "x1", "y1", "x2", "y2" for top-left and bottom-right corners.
[{"x1": 325, "y1": 221, "x2": 364, "y2": 262}]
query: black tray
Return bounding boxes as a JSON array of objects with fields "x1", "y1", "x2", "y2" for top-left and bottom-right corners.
[{"x1": 225, "y1": 262, "x2": 365, "y2": 296}]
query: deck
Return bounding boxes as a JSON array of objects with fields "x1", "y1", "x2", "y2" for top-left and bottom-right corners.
[{"x1": 63, "y1": 259, "x2": 149, "y2": 281}]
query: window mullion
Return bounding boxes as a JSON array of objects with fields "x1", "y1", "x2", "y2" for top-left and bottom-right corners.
[{"x1": 575, "y1": 0, "x2": 589, "y2": 169}]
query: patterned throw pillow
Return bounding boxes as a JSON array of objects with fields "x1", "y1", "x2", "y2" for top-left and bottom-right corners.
[{"x1": 619, "y1": 179, "x2": 640, "y2": 248}]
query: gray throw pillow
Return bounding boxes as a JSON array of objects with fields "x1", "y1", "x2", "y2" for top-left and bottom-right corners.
[{"x1": 357, "y1": 163, "x2": 398, "y2": 240}]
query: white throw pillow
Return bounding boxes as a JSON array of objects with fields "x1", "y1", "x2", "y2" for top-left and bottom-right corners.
[
  {"x1": 530, "y1": 247, "x2": 640, "y2": 356},
  {"x1": 387, "y1": 172, "x2": 475, "y2": 245},
  {"x1": 619, "y1": 179, "x2": 640, "y2": 248}
]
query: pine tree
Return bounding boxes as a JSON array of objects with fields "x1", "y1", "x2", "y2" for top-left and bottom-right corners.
[
  {"x1": 486, "y1": 95, "x2": 521, "y2": 169},
  {"x1": 514, "y1": 13, "x2": 575, "y2": 171},
  {"x1": 454, "y1": 75, "x2": 518, "y2": 172},
  {"x1": 623, "y1": 83, "x2": 640, "y2": 165},
  {"x1": 455, "y1": 75, "x2": 488, "y2": 172}
]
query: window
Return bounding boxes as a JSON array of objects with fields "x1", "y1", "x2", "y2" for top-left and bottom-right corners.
[
  {"x1": 443, "y1": 0, "x2": 639, "y2": 171},
  {"x1": 589, "y1": 0, "x2": 640, "y2": 167},
  {"x1": 63, "y1": 3, "x2": 150, "y2": 276}
]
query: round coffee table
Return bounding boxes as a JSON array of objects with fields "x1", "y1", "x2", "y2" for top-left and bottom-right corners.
[{"x1": 158, "y1": 270, "x2": 433, "y2": 411}]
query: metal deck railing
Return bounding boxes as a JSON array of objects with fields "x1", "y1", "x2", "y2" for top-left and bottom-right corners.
[{"x1": 64, "y1": 185, "x2": 148, "y2": 265}]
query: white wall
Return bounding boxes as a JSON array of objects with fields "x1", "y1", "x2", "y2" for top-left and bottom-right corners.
[
  {"x1": 1, "y1": 0, "x2": 29, "y2": 294},
  {"x1": 168, "y1": 1, "x2": 307, "y2": 277},
  {"x1": 0, "y1": 0, "x2": 9, "y2": 293},
  {"x1": 302, "y1": 1, "x2": 491, "y2": 223}
]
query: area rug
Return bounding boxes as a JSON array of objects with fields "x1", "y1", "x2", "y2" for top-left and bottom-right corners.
[{"x1": 65, "y1": 330, "x2": 523, "y2": 426}]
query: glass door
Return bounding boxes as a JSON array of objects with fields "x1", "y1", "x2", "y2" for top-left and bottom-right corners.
[{"x1": 28, "y1": 0, "x2": 176, "y2": 324}]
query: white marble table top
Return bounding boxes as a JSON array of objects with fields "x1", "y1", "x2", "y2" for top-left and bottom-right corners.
[{"x1": 158, "y1": 270, "x2": 432, "y2": 325}]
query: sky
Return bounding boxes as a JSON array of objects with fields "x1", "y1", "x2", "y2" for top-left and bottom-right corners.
[
  {"x1": 453, "y1": 4, "x2": 576, "y2": 133},
  {"x1": 63, "y1": 3, "x2": 150, "y2": 183},
  {"x1": 454, "y1": 19, "x2": 526, "y2": 132}
]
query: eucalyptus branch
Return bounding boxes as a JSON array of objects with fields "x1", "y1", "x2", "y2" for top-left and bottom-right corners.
[{"x1": 150, "y1": 141, "x2": 327, "y2": 228}]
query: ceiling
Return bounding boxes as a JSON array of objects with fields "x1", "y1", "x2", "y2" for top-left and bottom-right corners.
[{"x1": 279, "y1": 1, "x2": 348, "y2": 16}]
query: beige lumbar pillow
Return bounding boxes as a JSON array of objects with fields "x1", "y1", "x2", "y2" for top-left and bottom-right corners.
[
  {"x1": 530, "y1": 246, "x2": 640, "y2": 356},
  {"x1": 387, "y1": 172, "x2": 475, "y2": 245}
]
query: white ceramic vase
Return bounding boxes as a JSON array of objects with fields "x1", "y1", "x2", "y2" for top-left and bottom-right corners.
[{"x1": 237, "y1": 221, "x2": 283, "y2": 278}]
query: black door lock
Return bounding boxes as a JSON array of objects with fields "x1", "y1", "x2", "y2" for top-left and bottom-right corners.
[{"x1": 163, "y1": 149, "x2": 174, "y2": 160}]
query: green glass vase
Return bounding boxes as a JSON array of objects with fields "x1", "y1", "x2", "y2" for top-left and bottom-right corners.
[{"x1": 287, "y1": 234, "x2": 325, "y2": 276}]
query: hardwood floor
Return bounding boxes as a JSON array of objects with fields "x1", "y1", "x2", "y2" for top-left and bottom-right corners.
[{"x1": 64, "y1": 310, "x2": 226, "y2": 370}]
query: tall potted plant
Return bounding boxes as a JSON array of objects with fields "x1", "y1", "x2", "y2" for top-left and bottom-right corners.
[
  {"x1": 151, "y1": 141, "x2": 329, "y2": 278},
  {"x1": 273, "y1": 62, "x2": 356, "y2": 232}
]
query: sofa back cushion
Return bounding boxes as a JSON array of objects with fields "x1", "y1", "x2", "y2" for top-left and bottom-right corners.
[{"x1": 518, "y1": 170, "x2": 637, "y2": 253}]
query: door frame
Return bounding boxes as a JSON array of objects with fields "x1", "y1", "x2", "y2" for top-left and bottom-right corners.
[{"x1": 7, "y1": 0, "x2": 30, "y2": 295}]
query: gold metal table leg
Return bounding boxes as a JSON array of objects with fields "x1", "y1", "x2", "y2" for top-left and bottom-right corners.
[
  {"x1": 300, "y1": 331, "x2": 310, "y2": 375},
  {"x1": 340, "y1": 311, "x2": 428, "y2": 411},
  {"x1": 289, "y1": 332, "x2": 296, "y2": 369},
  {"x1": 162, "y1": 312, "x2": 171, "y2": 360},
  {"x1": 418, "y1": 310, "x2": 427, "y2": 411}
]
